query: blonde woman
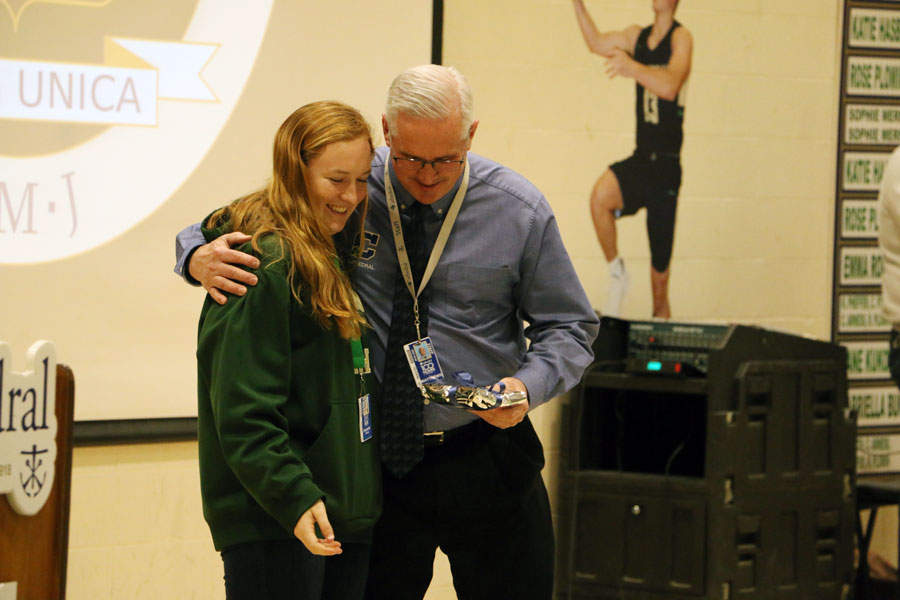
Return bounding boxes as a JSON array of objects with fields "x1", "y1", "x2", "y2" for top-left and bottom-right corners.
[{"x1": 195, "y1": 101, "x2": 379, "y2": 600}]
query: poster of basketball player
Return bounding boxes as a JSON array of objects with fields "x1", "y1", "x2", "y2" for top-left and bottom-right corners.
[{"x1": 571, "y1": 0, "x2": 692, "y2": 320}]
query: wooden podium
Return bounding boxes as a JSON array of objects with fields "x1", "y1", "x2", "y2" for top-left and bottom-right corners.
[{"x1": 0, "y1": 364, "x2": 75, "y2": 600}]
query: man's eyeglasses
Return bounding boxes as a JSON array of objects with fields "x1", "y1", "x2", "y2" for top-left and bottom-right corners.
[{"x1": 391, "y1": 156, "x2": 465, "y2": 173}]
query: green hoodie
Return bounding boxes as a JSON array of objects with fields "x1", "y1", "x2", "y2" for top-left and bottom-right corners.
[{"x1": 196, "y1": 215, "x2": 380, "y2": 551}]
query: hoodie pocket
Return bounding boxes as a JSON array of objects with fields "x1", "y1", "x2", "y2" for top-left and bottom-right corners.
[{"x1": 300, "y1": 402, "x2": 380, "y2": 532}]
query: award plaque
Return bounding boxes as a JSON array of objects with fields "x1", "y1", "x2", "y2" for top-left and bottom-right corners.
[{"x1": 421, "y1": 377, "x2": 528, "y2": 411}]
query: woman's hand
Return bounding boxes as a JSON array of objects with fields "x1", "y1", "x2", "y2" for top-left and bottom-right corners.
[{"x1": 293, "y1": 499, "x2": 342, "y2": 555}]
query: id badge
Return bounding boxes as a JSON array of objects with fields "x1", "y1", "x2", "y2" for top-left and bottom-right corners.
[
  {"x1": 403, "y1": 336, "x2": 444, "y2": 386},
  {"x1": 358, "y1": 394, "x2": 373, "y2": 442}
]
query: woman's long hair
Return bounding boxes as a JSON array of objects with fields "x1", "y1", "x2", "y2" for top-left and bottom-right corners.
[{"x1": 208, "y1": 101, "x2": 373, "y2": 339}]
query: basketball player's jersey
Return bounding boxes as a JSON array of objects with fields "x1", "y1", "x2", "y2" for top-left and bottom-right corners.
[{"x1": 633, "y1": 22, "x2": 686, "y2": 155}]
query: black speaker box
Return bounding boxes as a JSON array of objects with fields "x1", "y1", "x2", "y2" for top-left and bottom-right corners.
[{"x1": 556, "y1": 319, "x2": 857, "y2": 599}]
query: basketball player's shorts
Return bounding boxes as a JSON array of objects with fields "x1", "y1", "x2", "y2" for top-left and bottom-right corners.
[{"x1": 609, "y1": 151, "x2": 682, "y2": 273}]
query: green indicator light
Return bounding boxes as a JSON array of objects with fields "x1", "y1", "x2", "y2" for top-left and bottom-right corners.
[{"x1": 647, "y1": 361, "x2": 662, "y2": 371}]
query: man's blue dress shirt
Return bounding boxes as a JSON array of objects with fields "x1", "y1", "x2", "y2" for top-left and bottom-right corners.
[{"x1": 175, "y1": 146, "x2": 599, "y2": 433}]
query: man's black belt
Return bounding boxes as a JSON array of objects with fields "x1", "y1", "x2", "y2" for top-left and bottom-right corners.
[{"x1": 423, "y1": 419, "x2": 490, "y2": 448}]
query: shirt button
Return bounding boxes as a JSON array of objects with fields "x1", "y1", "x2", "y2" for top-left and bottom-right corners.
[{"x1": 437, "y1": 208, "x2": 444, "y2": 215}]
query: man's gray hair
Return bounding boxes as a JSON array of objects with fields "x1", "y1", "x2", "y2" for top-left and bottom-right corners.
[{"x1": 385, "y1": 64, "x2": 475, "y2": 141}]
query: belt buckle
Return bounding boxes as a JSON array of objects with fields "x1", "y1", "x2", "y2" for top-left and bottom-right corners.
[{"x1": 424, "y1": 431, "x2": 445, "y2": 445}]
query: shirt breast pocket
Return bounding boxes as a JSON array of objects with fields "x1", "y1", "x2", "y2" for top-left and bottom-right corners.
[{"x1": 434, "y1": 263, "x2": 517, "y2": 324}]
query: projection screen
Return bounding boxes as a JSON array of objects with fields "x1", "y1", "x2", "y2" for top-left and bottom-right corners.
[{"x1": 0, "y1": 0, "x2": 436, "y2": 438}]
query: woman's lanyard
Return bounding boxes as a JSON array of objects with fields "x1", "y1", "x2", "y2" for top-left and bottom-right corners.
[
  {"x1": 351, "y1": 337, "x2": 368, "y2": 393},
  {"x1": 351, "y1": 334, "x2": 373, "y2": 442},
  {"x1": 383, "y1": 158, "x2": 469, "y2": 341},
  {"x1": 351, "y1": 338, "x2": 366, "y2": 371},
  {"x1": 347, "y1": 290, "x2": 370, "y2": 390},
  {"x1": 349, "y1": 291, "x2": 374, "y2": 442}
]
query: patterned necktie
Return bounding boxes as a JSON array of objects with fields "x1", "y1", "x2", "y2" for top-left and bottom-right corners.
[{"x1": 381, "y1": 202, "x2": 432, "y2": 478}]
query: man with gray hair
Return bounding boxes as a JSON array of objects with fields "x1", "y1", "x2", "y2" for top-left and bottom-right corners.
[{"x1": 175, "y1": 64, "x2": 598, "y2": 599}]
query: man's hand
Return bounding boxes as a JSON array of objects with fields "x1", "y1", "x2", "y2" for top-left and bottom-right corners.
[
  {"x1": 474, "y1": 377, "x2": 529, "y2": 429},
  {"x1": 189, "y1": 231, "x2": 260, "y2": 305},
  {"x1": 605, "y1": 47, "x2": 637, "y2": 79},
  {"x1": 293, "y1": 499, "x2": 342, "y2": 556}
]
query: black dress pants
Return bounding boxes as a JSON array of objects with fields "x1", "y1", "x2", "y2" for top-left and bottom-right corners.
[
  {"x1": 364, "y1": 417, "x2": 555, "y2": 600},
  {"x1": 221, "y1": 538, "x2": 371, "y2": 600}
]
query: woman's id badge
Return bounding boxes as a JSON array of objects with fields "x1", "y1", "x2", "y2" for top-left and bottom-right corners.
[
  {"x1": 358, "y1": 394, "x2": 373, "y2": 442},
  {"x1": 403, "y1": 337, "x2": 444, "y2": 386}
]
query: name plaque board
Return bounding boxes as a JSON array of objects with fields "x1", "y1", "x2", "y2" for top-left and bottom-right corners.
[
  {"x1": 859, "y1": 432, "x2": 900, "y2": 473},
  {"x1": 835, "y1": 0, "x2": 900, "y2": 467},
  {"x1": 845, "y1": 104, "x2": 900, "y2": 145},
  {"x1": 844, "y1": 339, "x2": 891, "y2": 380},
  {"x1": 839, "y1": 246, "x2": 885, "y2": 286},
  {"x1": 843, "y1": 151, "x2": 891, "y2": 191}
]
